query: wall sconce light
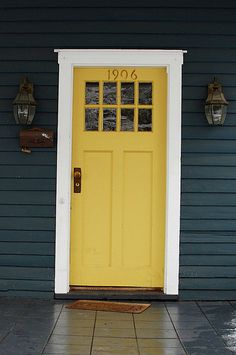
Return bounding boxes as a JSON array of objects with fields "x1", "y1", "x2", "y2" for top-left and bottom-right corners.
[
  {"x1": 205, "y1": 78, "x2": 228, "y2": 126},
  {"x1": 13, "y1": 77, "x2": 37, "y2": 125}
]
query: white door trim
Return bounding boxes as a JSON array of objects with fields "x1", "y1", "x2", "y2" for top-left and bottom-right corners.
[{"x1": 54, "y1": 49, "x2": 184, "y2": 295}]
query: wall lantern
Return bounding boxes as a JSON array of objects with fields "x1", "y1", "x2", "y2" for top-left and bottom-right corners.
[
  {"x1": 13, "y1": 77, "x2": 37, "y2": 125},
  {"x1": 205, "y1": 78, "x2": 228, "y2": 126}
]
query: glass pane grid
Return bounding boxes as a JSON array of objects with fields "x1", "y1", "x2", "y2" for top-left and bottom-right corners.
[{"x1": 84, "y1": 80, "x2": 153, "y2": 132}]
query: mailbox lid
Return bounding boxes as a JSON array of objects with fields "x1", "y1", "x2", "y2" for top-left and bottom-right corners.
[{"x1": 20, "y1": 128, "x2": 54, "y2": 148}]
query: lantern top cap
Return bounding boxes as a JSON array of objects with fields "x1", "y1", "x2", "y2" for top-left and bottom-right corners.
[
  {"x1": 20, "y1": 77, "x2": 33, "y2": 93},
  {"x1": 13, "y1": 77, "x2": 37, "y2": 106},
  {"x1": 205, "y1": 78, "x2": 228, "y2": 106}
]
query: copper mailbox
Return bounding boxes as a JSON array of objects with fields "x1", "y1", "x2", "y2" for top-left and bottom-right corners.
[{"x1": 20, "y1": 128, "x2": 54, "y2": 149}]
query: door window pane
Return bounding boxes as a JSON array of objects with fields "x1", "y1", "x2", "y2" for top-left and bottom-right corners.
[
  {"x1": 138, "y1": 109, "x2": 152, "y2": 131},
  {"x1": 139, "y1": 83, "x2": 152, "y2": 104},
  {"x1": 103, "y1": 82, "x2": 117, "y2": 104},
  {"x1": 85, "y1": 82, "x2": 99, "y2": 104},
  {"x1": 121, "y1": 109, "x2": 134, "y2": 131},
  {"x1": 121, "y1": 83, "x2": 134, "y2": 104},
  {"x1": 103, "y1": 109, "x2": 117, "y2": 131},
  {"x1": 85, "y1": 108, "x2": 99, "y2": 131}
]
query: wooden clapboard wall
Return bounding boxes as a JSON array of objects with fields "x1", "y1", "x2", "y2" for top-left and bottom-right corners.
[{"x1": 0, "y1": 0, "x2": 235, "y2": 299}]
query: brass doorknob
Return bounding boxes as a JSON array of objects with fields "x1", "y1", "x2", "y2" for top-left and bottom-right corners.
[
  {"x1": 74, "y1": 168, "x2": 81, "y2": 193},
  {"x1": 74, "y1": 170, "x2": 81, "y2": 178}
]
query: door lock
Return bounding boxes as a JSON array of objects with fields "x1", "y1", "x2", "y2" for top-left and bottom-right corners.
[{"x1": 74, "y1": 168, "x2": 81, "y2": 193}]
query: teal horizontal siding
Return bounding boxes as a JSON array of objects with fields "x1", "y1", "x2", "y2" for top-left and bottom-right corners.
[
  {"x1": 0, "y1": 266, "x2": 54, "y2": 280},
  {"x1": 183, "y1": 166, "x2": 236, "y2": 178},
  {"x1": 0, "y1": 205, "x2": 55, "y2": 217},
  {"x1": 182, "y1": 140, "x2": 236, "y2": 154},
  {"x1": 181, "y1": 243, "x2": 236, "y2": 254},
  {"x1": 0, "y1": 279, "x2": 54, "y2": 292},
  {"x1": 0, "y1": 138, "x2": 56, "y2": 152},
  {"x1": 180, "y1": 233, "x2": 236, "y2": 299},
  {"x1": 0, "y1": 242, "x2": 54, "y2": 255},
  {"x1": 0, "y1": 99, "x2": 57, "y2": 113},
  {"x1": 180, "y1": 290, "x2": 236, "y2": 301},
  {"x1": 3, "y1": 22, "x2": 236, "y2": 36},
  {"x1": 0, "y1": 7, "x2": 235, "y2": 23},
  {"x1": 183, "y1": 74, "x2": 236, "y2": 88},
  {"x1": 182, "y1": 193, "x2": 236, "y2": 206},
  {"x1": 0, "y1": 72, "x2": 58, "y2": 85},
  {"x1": 0, "y1": 113, "x2": 58, "y2": 126},
  {"x1": 0, "y1": 152, "x2": 56, "y2": 165},
  {"x1": 0, "y1": 125, "x2": 55, "y2": 138},
  {"x1": 180, "y1": 279, "x2": 236, "y2": 290},
  {"x1": 0, "y1": 86, "x2": 57, "y2": 100},
  {"x1": 0, "y1": 255, "x2": 54, "y2": 267},
  {"x1": 183, "y1": 90, "x2": 231, "y2": 103},
  {"x1": 0, "y1": 179, "x2": 56, "y2": 191},
  {"x1": 0, "y1": 217, "x2": 55, "y2": 231},
  {"x1": 184, "y1": 63, "x2": 236, "y2": 74},
  {"x1": 1, "y1": 0, "x2": 236, "y2": 7},
  {"x1": 181, "y1": 220, "x2": 236, "y2": 232},
  {"x1": 1, "y1": 34, "x2": 236, "y2": 49},
  {"x1": 0, "y1": 62, "x2": 57, "y2": 73},
  {"x1": 181, "y1": 206, "x2": 236, "y2": 219},
  {"x1": 182, "y1": 154, "x2": 236, "y2": 166},
  {"x1": 181, "y1": 233, "x2": 236, "y2": 242},
  {"x1": 0, "y1": 167, "x2": 56, "y2": 179},
  {"x1": 182, "y1": 180, "x2": 236, "y2": 193},
  {"x1": 183, "y1": 100, "x2": 236, "y2": 113},
  {"x1": 180, "y1": 255, "x2": 236, "y2": 266},
  {"x1": 0, "y1": 191, "x2": 55, "y2": 205},
  {"x1": 0, "y1": 290, "x2": 53, "y2": 298},
  {"x1": 0, "y1": 3, "x2": 235, "y2": 21},
  {"x1": 182, "y1": 113, "x2": 236, "y2": 127},
  {"x1": 0, "y1": 231, "x2": 55, "y2": 242},
  {"x1": 182, "y1": 127, "x2": 236, "y2": 140},
  {"x1": 180, "y1": 266, "x2": 236, "y2": 278}
]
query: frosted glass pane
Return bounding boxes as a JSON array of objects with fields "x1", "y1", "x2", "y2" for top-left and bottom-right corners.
[
  {"x1": 103, "y1": 109, "x2": 116, "y2": 131},
  {"x1": 85, "y1": 82, "x2": 99, "y2": 104},
  {"x1": 139, "y1": 83, "x2": 152, "y2": 104},
  {"x1": 121, "y1": 109, "x2": 134, "y2": 131},
  {"x1": 103, "y1": 82, "x2": 117, "y2": 104},
  {"x1": 138, "y1": 109, "x2": 152, "y2": 131},
  {"x1": 121, "y1": 83, "x2": 134, "y2": 104},
  {"x1": 85, "y1": 108, "x2": 99, "y2": 131}
]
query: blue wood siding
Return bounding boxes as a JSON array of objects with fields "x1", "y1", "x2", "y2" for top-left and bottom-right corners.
[{"x1": 0, "y1": 0, "x2": 236, "y2": 299}]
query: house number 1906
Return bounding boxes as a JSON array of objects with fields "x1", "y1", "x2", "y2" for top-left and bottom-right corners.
[{"x1": 108, "y1": 69, "x2": 138, "y2": 80}]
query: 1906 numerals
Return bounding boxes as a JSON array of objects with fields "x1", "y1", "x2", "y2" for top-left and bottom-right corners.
[{"x1": 108, "y1": 69, "x2": 138, "y2": 81}]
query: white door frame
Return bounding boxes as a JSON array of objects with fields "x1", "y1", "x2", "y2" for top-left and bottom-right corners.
[{"x1": 54, "y1": 49, "x2": 184, "y2": 295}]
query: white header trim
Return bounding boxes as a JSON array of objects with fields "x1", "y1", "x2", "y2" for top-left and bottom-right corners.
[{"x1": 55, "y1": 49, "x2": 183, "y2": 295}]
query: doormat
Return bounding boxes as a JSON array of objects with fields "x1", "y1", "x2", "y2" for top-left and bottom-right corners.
[{"x1": 66, "y1": 300, "x2": 151, "y2": 313}]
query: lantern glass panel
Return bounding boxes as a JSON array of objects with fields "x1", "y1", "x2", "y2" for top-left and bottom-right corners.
[
  {"x1": 219, "y1": 105, "x2": 227, "y2": 125},
  {"x1": 205, "y1": 105, "x2": 213, "y2": 125},
  {"x1": 18, "y1": 105, "x2": 29, "y2": 119},
  {"x1": 212, "y1": 104, "x2": 223, "y2": 125},
  {"x1": 205, "y1": 104, "x2": 227, "y2": 126},
  {"x1": 28, "y1": 105, "x2": 36, "y2": 125}
]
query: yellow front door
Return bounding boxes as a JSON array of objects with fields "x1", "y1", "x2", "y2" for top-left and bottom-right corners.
[{"x1": 70, "y1": 67, "x2": 167, "y2": 287}]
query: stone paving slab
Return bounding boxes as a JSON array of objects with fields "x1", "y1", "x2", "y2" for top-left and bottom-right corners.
[{"x1": 0, "y1": 298, "x2": 236, "y2": 354}]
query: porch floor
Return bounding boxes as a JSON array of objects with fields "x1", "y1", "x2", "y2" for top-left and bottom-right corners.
[{"x1": 0, "y1": 298, "x2": 236, "y2": 354}]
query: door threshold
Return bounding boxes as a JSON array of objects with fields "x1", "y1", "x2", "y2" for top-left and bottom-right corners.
[
  {"x1": 70, "y1": 286, "x2": 163, "y2": 292},
  {"x1": 55, "y1": 286, "x2": 178, "y2": 301}
]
